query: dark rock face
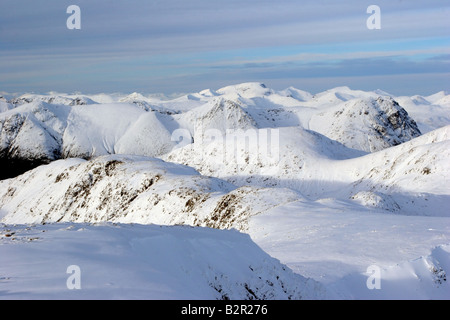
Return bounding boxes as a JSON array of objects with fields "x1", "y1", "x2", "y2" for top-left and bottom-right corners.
[{"x1": 375, "y1": 97, "x2": 421, "y2": 140}]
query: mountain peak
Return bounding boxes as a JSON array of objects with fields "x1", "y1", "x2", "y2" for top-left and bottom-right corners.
[
  {"x1": 309, "y1": 96, "x2": 422, "y2": 153},
  {"x1": 216, "y1": 82, "x2": 272, "y2": 99}
]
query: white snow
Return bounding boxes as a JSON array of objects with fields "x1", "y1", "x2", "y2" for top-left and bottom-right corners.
[
  {"x1": 0, "y1": 101, "x2": 12, "y2": 113},
  {"x1": 0, "y1": 223, "x2": 326, "y2": 300},
  {"x1": 249, "y1": 201, "x2": 450, "y2": 299},
  {"x1": 1, "y1": 83, "x2": 449, "y2": 300}
]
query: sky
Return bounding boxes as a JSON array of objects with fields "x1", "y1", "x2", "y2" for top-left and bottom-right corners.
[{"x1": 0, "y1": 0, "x2": 449, "y2": 96}]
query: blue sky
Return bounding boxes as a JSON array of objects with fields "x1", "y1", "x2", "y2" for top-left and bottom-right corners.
[{"x1": 0, "y1": 0, "x2": 449, "y2": 95}]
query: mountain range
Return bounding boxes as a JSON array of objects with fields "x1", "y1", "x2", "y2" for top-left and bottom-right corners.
[{"x1": 1, "y1": 83, "x2": 449, "y2": 299}]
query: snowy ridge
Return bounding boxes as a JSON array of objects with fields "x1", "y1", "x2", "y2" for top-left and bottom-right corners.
[
  {"x1": 0, "y1": 155, "x2": 300, "y2": 231},
  {"x1": 8, "y1": 93, "x2": 98, "y2": 107}
]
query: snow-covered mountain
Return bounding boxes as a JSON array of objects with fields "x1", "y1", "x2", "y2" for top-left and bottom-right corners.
[
  {"x1": 2, "y1": 126, "x2": 447, "y2": 225},
  {"x1": 1, "y1": 83, "x2": 449, "y2": 300},
  {"x1": 0, "y1": 101, "x2": 12, "y2": 113},
  {"x1": 2, "y1": 82, "x2": 444, "y2": 180},
  {"x1": 309, "y1": 97, "x2": 421, "y2": 152},
  {"x1": 8, "y1": 93, "x2": 98, "y2": 107},
  {"x1": 0, "y1": 155, "x2": 300, "y2": 232},
  {"x1": 394, "y1": 93, "x2": 450, "y2": 134}
]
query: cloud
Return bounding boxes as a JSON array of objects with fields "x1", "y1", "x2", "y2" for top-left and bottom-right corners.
[
  {"x1": 0, "y1": 0, "x2": 449, "y2": 94},
  {"x1": 2, "y1": 0, "x2": 449, "y2": 52}
]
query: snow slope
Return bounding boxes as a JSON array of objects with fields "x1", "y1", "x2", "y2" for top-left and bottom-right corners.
[
  {"x1": 1, "y1": 153, "x2": 448, "y2": 299},
  {"x1": 164, "y1": 124, "x2": 449, "y2": 217},
  {"x1": 249, "y1": 204, "x2": 450, "y2": 299},
  {"x1": 0, "y1": 223, "x2": 326, "y2": 300},
  {"x1": 0, "y1": 101, "x2": 12, "y2": 113},
  {"x1": 0, "y1": 155, "x2": 299, "y2": 231},
  {"x1": 61, "y1": 103, "x2": 175, "y2": 159},
  {"x1": 395, "y1": 92, "x2": 450, "y2": 133}
]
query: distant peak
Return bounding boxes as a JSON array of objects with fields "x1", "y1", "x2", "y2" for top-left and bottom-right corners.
[
  {"x1": 199, "y1": 89, "x2": 218, "y2": 97},
  {"x1": 128, "y1": 92, "x2": 146, "y2": 99},
  {"x1": 330, "y1": 86, "x2": 352, "y2": 91},
  {"x1": 216, "y1": 82, "x2": 272, "y2": 99},
  {"x1": 218, "y1": 82, "x2": 268, "y2": 91}
]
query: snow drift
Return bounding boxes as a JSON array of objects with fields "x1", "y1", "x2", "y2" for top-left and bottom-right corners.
[{"x1": 0, "y1": 223, "x2": 326, "y2": 300}]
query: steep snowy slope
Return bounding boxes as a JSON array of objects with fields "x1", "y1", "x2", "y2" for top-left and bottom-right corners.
[
  {"x1": 344, "y1": 125, "x2": 450, "y2": 215},
  {"x1": 427, "y1": 91, "x2": 450, "y2": 105},
  {"x1": 61, "y1": 103, "x2": 175, "y2": 159},
  {"x1": 0, "y1": 102, "x2": 70, "y2": 179},
  {"x1": 248, "y1": 199, "x2": 450, "y2": 299},
  {"x1": 175, "y1": 97, "x2": 258, "y2": 137},
  {"x1": 165, "y1": 124, "x2": 365, "y2": 180}
]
